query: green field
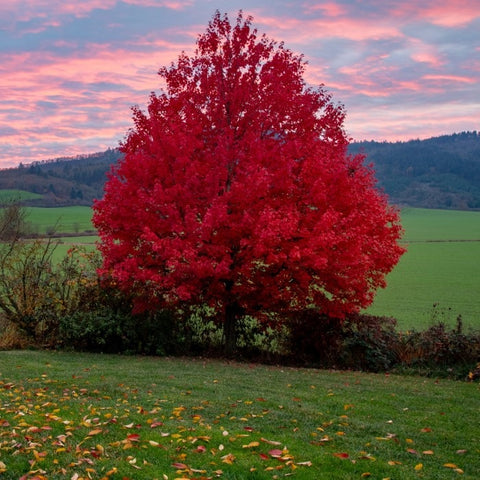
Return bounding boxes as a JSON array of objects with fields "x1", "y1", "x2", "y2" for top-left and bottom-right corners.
[
  {"x1": 367, "y1": 208, "x2": 480, "y2": 330},
  {"x1": 26, "y1": 206, "x2": 94, "y2": 235},
  {"x1": 21, "y1": 205, "x2": 480, "y2": 331},
  {"x1": 0, "y1": 189, "x2": 42, "y2": 202}
]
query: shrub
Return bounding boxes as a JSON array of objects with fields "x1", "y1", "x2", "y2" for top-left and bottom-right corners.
[
  {"x1": 286, "y1": 310, "x2": 398, "y2": 371},
  {"x1": 392, "y1": 317, "x2": 480, "y2": 378}
]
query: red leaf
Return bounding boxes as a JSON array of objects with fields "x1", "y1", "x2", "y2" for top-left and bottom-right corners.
[{"x1": 333, "y1": 452, "x2": 349, "y2": 459}]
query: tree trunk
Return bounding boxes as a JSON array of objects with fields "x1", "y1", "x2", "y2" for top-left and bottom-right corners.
[{"x1": 224, "y1": 303, "x2": 239, "y2": 356}]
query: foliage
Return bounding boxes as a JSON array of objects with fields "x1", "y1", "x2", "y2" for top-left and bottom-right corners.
[
  {"x1": 1, "y1": 351, "x2": 479, "y2": 479},
  {"x1": 286, "y1": 311, "x2": 479, "y2": 377},
  {"x1": 392, "y1": 316, "x2": 480, "y2": 377},
  {"x1": 0, "y1": 216, "x2": 100, "y2": 344},
  {"x1": 93, "y1": 11, "x2": 404, "y2": 353},
  {"x1": 287, "y1": 312, "x2": 398, "y2": 371}
]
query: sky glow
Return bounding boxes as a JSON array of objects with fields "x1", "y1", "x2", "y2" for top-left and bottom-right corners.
[{"x1": 1, "y1": 0, "x2": 479, "y2": 167}]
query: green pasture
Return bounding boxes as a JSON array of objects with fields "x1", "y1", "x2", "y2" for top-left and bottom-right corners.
[
  {"x1": 366, "y1": 208, "x2": 480, "y2": 330},
  {"x1": 0, "y1": 189, "x2": 42, "y2": 202},
  {"x1": 0, "y1": 351, "x2": 479, "y2": 479},
  {"x1": 400, "y1": 207, "x2": 480, "y2": 242},
  {"x1": 26, "y1": 206, "x2": 94, "y2": 235}
]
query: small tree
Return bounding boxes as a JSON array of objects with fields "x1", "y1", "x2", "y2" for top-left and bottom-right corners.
[
  {"x1": 93, "y1": 11, "x2": 405, "y2": 354},
  {"x1": 0, "y1": 203, "x2": 100, "y2": 344}
]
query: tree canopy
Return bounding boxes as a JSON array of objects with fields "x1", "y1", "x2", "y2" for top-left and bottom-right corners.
[{"x1": 93, "y1": 11, "x2": 405, "y2": 352}]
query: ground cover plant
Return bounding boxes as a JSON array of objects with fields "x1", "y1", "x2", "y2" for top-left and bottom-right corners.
[{"x1": 0, "y1": 351, "x2": 479, "y2": 479}]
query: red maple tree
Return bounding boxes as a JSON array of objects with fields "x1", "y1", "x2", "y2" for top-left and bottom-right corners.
[{"x1": 93, "y1": 11, "x2": 405, "y2": 353}]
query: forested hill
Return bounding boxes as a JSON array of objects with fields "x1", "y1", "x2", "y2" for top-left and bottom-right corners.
[
  {"x1": 0, "y1": 131, "x2": 479, "y2": 209},
  {"x1": 349, "y1": 131, "x2": 480, "y2": 209},
  {"x1": 0, "y1": 149, "x2": 120, "y2": 207}
]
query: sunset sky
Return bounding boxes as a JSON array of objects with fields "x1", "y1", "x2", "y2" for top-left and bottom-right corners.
[{"x1": 1, "y1": 0, "x2": 479, "y2": 168}]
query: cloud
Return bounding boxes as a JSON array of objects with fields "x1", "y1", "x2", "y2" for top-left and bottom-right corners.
[{"x1": 0, "y1": 0, "x2": 478, "y2": 167}]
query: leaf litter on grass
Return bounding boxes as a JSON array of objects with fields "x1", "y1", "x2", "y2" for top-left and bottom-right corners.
[{"x1": 0, "y1": 353, "x2": 479, "y2": 479}]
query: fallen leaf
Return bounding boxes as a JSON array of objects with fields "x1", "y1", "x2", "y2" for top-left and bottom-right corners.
[
  {"x1": 261, "y1": 438, "x2": 282, "y2": 445},
  {"x1": 415, "y1": 463, "x2": 423, "y2": 471},
  {"x1": 333, "y1": 452, "x2": 349, "y2": 459},
  {"x1": 221, "y1": 453, "x2": 235, "y2": 464},
  {"x1": 242, "y1": 441, "x2": 260, "y2": 448},
  {"x1": 269, "y1": 449, "x2": 284, "y2": 458}
]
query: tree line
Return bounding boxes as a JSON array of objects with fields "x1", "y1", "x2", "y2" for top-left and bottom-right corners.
[{"x1": 1, "y1": 133, "x2": 478, "y2": 209}]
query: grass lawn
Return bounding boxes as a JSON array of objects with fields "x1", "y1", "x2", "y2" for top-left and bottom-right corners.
[{"x1": 0, "y1": 351, "x2": 479, "y2": 479}]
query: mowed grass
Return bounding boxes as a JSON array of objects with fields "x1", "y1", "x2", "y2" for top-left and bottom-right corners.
[
  {"x1": 0, "y1": 351, "x2": 479, "y2": 479},
  {"x1": 367, "y1": 208, "x2": 480, "y2": 330}
]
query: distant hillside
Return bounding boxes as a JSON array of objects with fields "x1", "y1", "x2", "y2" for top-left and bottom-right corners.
[
  {"x1": 0, "y1": 149, "x2": 121, "y2": 206},
  {"x1": 0, "y1": 131, "x2": 479, "y2": 209},
  {"x1": 349, "y1": 131, "x2": 480, "y2": 209}
]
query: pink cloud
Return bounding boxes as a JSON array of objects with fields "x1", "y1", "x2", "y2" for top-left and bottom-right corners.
[
  {"x1": 383, "y1": 0, "x2": 477, "y2": 27},
  {"x1": 301, "y1": 2, "x2": 347, "y2": 17},
  {"x1": 423, "y1": 74, "x2": 477, "y2": 84},
  {"x1": 257, "y1": 14, "x2": 403, "y2": 43},
  {"x1": 0, "y1": 0, "x2": 192, "y2": 23}
]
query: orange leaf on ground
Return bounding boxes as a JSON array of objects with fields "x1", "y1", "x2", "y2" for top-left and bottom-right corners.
[{"x1": 242, "y1": 441, "x2": 260, "y2": 448}]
